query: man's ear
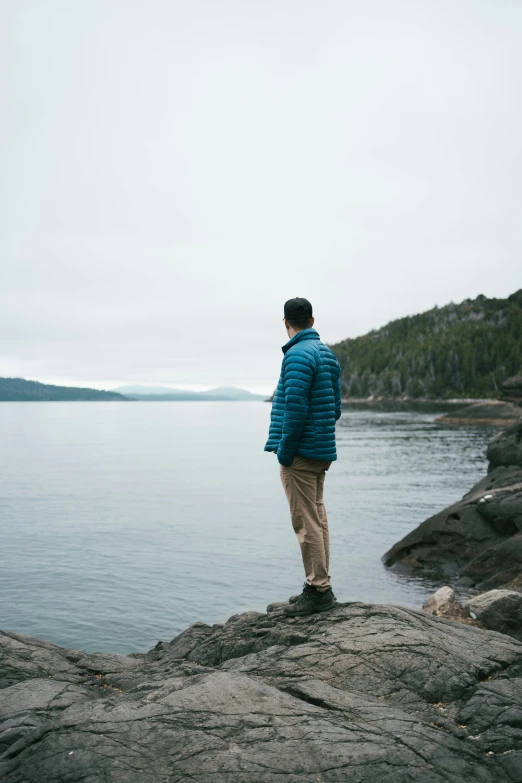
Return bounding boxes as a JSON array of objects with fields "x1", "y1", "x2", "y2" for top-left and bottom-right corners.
[{"x1": 311, "y1": 317, "x2": 315, "y2": 326}]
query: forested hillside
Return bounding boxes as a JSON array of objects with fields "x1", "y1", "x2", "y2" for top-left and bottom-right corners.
[
  {"x1": 0, "y1": 378, "x2": 126, "y2": 401},
  {"x1": 331, "y1": 290, "x2": 522, "y2": 400}
]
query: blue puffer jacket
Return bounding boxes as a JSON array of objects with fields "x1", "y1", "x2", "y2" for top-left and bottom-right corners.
[{"x1": 264, "y1": 328, "x2": 342, "y2": 466}]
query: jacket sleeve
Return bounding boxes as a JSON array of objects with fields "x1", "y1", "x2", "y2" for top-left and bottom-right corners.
[
  {"x1": 334, "y1": 362, "x2": 342, "y2": 421},
  {"x1": 277, "y1": 350, "x2": 314, "y2": 466}
]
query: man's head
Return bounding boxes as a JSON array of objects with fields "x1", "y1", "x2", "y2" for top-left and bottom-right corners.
[{"x1": 283, "y1": 297, "x2": 314, "y2": 338}]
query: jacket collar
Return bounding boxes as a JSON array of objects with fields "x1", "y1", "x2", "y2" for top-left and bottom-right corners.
[{"x1": 282, "y1": 328, "x2": 320, "y2": 354}]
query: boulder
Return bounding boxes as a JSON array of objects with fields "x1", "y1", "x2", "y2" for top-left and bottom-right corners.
[
  {"x1": 465, "y1": 590, "x2": 522, "y2": 641},
  {"x1": 487, "y1": 417, "x2": 522, "y2": 470},
  {"x1": 436, "y1": 401, "x2": 521, "y2": 426},
  {"x1": 422, "y1": 585, "x2": 455, "y2": 613},
  {"x1": 422, "y1": 586, "x2": 480, "y2": 625},
  {"x1": 462, "y1": 532, "x2": 522, "y2": 589},
  {"x1": 382, "y1": 466, "x2": 522, "y2": 581},
  {"x1": 474, "y1": 482, "x2": 522, "y2": 536},
  {"x1": 2, "y1": 603, "x2": 522, "y2": 782}
]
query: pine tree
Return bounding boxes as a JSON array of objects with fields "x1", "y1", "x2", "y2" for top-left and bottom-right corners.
[{"x1": 331, "y1": 291, "x2": 522, "y2": 400}]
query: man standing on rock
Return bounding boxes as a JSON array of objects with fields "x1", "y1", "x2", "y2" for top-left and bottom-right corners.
[{"x1": 265, "y1": 297, "x2": 342, "y2": 615}]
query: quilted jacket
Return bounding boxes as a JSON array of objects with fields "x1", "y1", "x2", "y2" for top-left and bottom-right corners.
[{"x1": 264, "y1": 328, "x2": 342, "y2": 466}]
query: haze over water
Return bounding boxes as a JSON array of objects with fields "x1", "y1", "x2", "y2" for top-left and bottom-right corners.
[{"x1": 0, "y1": 402, "x2": 491, "y2": 654}]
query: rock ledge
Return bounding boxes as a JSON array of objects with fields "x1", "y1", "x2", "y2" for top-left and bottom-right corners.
[{"x1": 2, "y1": 602, "x2": 522, "y2": 782}]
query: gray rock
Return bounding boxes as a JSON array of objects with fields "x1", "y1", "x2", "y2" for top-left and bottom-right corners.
[
  {"x1": 465, "y1": 590, "x2": 522, "y2": 641},
  {"x1": 487, "y1": 417, "x2": 522, "y2": 470},
  {"x1": 382, "y1": 466, "x2": 522, "y2": 581},
  {"x1": 457, "y1": 677, "x2": 522, "y2": 779},
  {"x1": 421, "y1": 587, "x2": 480, "y2": 626},
  {"x1": 2, "y1": 603, "x2": 522, "y2": 782},
  {"x1": 422, "y1": 585, "x2": 455, "y2": 613},
  {"x1": 463, "y1": 533, "x2": 522, "y2": 589},
  {"x1": 475, "y1": 482, "x2": 522, "y2": 536},
  {"x1": 266, "y1": 600, "x2": 289, "y2": 612}
]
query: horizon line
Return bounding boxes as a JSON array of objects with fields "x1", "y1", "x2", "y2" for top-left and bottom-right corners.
[{"x1": 1, "y1": 377, "x2": 274, "y2": 397}]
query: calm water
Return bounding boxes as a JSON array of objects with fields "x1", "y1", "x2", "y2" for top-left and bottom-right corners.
[{"x1": 0, "y1": 402, "x2": 492, "y2": 654}]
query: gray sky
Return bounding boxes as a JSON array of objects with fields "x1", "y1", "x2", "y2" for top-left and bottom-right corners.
[{"x1": 1, "y1": 0, "x2": 521, "y2": 394}]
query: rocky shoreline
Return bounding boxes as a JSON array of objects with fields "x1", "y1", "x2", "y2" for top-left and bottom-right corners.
[
  {"x1": 2, "y1": 599, "x2": 522, "y2": 782},
  {"x1": 342, "y1": 367, "x2": 522, "y2": 426},
  {"x1": 435, "y1": 400, "x2": 521, "y2": 426},
  {"x1": 384, "y1": 416, "x2": 522, "y2": 642},
  {"x1": 2, "y1": 415, "x2": 522, "y2": 781}
]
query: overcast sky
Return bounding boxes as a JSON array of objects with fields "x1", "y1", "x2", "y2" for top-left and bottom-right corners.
[{"x1": 1, "y1": 0, "x2": 521, "y2": 394}]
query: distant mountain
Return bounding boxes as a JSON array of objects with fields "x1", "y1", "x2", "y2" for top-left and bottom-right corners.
[
  {"x1": 330, "y1": 289, "x2": 522, "y2": 400},
  {"x1": 0, "y1": 378, "x2": 127, "y2": 402},
  {"x1": 206, "y1": 386, "x2": 266, "y2": 401},
  {"x1": 113, "y1": 385, "x2": 266, "y2": 401},
  {"x1": 115, "y1": 385, "x2": 184, "y2": 396}
]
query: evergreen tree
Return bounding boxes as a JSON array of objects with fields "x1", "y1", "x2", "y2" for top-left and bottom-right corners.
[{"x1": 331, "y1": 290, "x2": 522, "y2": 400}]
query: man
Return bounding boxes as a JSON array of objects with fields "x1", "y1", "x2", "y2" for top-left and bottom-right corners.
[{"x1": 265, "y1": 297, "x2": 342, "y2": 615}]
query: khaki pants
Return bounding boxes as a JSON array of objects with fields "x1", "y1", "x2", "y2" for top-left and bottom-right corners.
[{"x1": 280, "y1": 455, "x2": 332, "y2": 591}]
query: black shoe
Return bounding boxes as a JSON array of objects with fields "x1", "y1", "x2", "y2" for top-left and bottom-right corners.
[
  {"x1": 284, "y1": 585, "x2": 336, "y2": 616},
  {"x1": 289, "y1": 583, "x2": 335, "y2": 604},
  {"x1": 288, "y1": 583, "x2": 308, "y2": 604}
]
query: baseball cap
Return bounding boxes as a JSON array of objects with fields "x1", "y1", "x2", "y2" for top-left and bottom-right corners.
[{"x1": 283, "y1": 297, "x2": 313, "y2": 321}]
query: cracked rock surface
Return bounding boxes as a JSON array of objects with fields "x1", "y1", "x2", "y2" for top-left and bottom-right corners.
[
  {"x1": 2, "y1": 602, "x2": 522, "y2": 782},
  {"x1": 465, "y1": 591, "x2": 522, "y2": 641}
]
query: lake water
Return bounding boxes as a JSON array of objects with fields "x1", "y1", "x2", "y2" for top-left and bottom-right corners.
[{"x1": 0, "y1": 402, "x2": 492, "y2": 654}]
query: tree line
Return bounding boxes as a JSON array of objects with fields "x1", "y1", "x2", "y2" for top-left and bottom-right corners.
[{"x1": 330, "y1": 290, "x2": 522, "y2": 400}]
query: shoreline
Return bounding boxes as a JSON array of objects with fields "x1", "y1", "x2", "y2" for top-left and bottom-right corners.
[
  {"x1": 2, "y1": 415, "x2": 522, "y2": 780},
  {"x1": 383, "y1": 415, "x2": 522, "y2": 640},
  {"x1": 2, "y1": 598, "x2": 522, "y2": 781},
  {"x1": 343, "y1": 397, "x2": 522, "y2": 426},
  {"x1": 342, "y1": 396, "x2": 493, "y2": 404}
]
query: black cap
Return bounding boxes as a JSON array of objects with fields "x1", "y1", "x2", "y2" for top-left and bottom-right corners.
[{"x1": 283, "y1": 297, "x2": 313, "y2": 321}]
